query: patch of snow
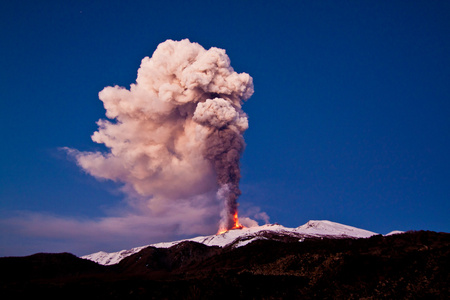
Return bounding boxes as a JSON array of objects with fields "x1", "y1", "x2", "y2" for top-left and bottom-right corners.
[
  {"x1": 385, "y1": 230, "x2": 404, "y2": 236},
  {"x1": 233, "y1": 236, "x2": 268, "y2": 248},
  {"x1": 82, "y1": 246, "x2": 148, "y2": 266}
]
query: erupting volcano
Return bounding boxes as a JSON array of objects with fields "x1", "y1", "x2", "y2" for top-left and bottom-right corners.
[
  {"x1": 67, "y1": 39, "x2": 254, "y2": 235},
  {"x1": 232, "y1": 212, "x2": 245, "y2": 230},
  {"x1": 217, "y1": 212, "x2": 244, "y2": 235}
]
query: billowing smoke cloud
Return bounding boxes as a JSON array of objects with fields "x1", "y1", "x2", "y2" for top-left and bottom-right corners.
[{"x1": 67, "y1": 39, "x2": 253, "y2": 232}]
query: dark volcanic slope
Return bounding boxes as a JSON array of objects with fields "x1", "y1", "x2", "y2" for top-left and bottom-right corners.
[{"x1": 1, "y1": 231, "x2": 449, "y2": 299}]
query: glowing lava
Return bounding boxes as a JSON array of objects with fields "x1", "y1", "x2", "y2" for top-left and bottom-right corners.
[{"x1": 217, "y1": 212, "x2": 244, "y2": 235}]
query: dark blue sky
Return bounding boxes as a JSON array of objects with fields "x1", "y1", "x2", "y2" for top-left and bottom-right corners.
[{"x1": 1, "y1": 0, "x2": 449, "y2": 256}]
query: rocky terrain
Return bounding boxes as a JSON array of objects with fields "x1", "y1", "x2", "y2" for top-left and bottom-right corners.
[{"x1": 1, "y1": 228, "x2": 449, "y2": 299}]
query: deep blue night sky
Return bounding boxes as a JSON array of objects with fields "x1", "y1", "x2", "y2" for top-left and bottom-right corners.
[{"x1": 1, "y1": 1, "x2": 449, "y2": 256}]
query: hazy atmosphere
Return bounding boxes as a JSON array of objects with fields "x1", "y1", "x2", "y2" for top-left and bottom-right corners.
[{"x1": 1, "y1": 1, "x2": 449, "y2": 256}]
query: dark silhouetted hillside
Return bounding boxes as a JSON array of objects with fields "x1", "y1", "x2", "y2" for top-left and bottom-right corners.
[{"x1": 1, "y1": 230, "x2": 449, "y2": 299}]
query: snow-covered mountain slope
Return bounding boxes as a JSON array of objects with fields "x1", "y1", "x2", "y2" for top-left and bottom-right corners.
[
  {"x1": 81, "y1": 220, "x2": 378, "y2": 266},
  {"x1": 293, "y1": 220, "x2": 377, "y2": 238}
]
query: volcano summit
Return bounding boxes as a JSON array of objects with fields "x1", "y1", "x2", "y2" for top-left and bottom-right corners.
[{"x1": 82, "y1": 220, "x2": 378, "y2": 265}]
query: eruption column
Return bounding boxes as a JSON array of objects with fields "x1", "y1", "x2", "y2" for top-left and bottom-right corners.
[
  {"x1": 194, "y1": 99, "x2": 249, "y2": 231},
  {"x1": 69, "y1": 39, "x2": 253, "y2": 233}
]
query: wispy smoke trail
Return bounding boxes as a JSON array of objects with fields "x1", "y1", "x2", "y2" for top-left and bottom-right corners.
[{"x1": 67, "y1": 39, "x2": 253, "y2": 231}]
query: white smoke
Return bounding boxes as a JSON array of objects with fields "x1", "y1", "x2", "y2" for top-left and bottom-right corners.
[{"x1": 67, "y1": 39, "x2": 254, "y2": 232}]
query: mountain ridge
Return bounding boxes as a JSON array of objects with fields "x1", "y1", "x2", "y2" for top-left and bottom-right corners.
[
  {"x1": 1, "y1": 227, "x2": 448, "y2": 298},
  {"x1": 82, "y1": 220, "x2": 380, "y2": 265}
]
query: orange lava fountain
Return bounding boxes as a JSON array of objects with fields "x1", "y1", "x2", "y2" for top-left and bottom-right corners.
[{"x1": 217, "y1": 212, "x2": 245, "y2": 235}]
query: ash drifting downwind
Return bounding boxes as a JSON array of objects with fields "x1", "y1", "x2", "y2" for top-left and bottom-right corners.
[{"x1": 66, "y1": 39, "x2": 255, "y2": 235}]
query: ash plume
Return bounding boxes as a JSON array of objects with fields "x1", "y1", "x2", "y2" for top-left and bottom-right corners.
[{"x1": 67, "y1": 39, "x2": 253, "y2": 232}]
